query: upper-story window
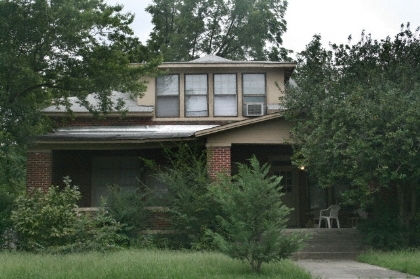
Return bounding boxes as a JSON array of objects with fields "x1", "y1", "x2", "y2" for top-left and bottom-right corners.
[
  {"x1": 185, "y1": 74, "x2": 208, "y2": 117},
  {"x1": 243, "y1": 73, "x2": 266, "y2": 116},
  {"x1": 214, "y1": 74, "x2": 237, "y2": 116},
  {"x1": 156, "y1": 75, "x2": 179, "y2": 117}
]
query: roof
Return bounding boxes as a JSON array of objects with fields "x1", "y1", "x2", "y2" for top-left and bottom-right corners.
[
  {"x1": 194, "y1": 113, "x2": 283, "y2": 137},
  {"x1": 190, "y1": 55, "x2": 233, "y2": 63},
  {"x1": 42, "y1": 91, "x2": 153, "y2": 115},
  {"x1": 161, "y1": 55, "x2": 296, "y2": 81},
  {"x1": 36, "y1": 125, "x2": 218, "y2": 143}
]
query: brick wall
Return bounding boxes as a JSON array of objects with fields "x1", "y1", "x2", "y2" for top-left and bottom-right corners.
[
  {"x1": 207, "y1": 146, "x2": 231, "y2": 179},
  {"x1": 26, "y1": 151, "x2": 52, "y2": 192}
]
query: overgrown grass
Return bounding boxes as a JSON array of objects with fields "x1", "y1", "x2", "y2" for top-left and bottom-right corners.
[
  {"x1": 358, "y1": 249, "x2": 420, "y2": 276},
  {"x1": 0, "y1": 250, "x2": 312, "y2": 279}
]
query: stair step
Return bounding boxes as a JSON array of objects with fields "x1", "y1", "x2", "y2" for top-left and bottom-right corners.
[{"x1": 286, "y1": 228, "x2": 364, "y2": 260}]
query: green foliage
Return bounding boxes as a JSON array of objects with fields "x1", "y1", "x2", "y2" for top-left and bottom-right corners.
[
  {"x1": 53, "y1": 207, "x2": 124, "y2": 253},
  {"x1": 0, "y1": 189, "x2": 15, "y2": 244},
  {"x1": 104, "y1": 184, "x2": 150, "y2": 245},
  {"x1": 210, "y1": 156, "x2": 304, "y2": 272},
  {"x1": 0, "y1": 145, "x2": 26, "y2": 195},
  {"x1": 10, "y1": 178, "x2": 123, "y2": 252},
  {"x1": 142, "y1": 144, "x2": 220, "y2": 249},
  {"x1": 358, "y1": 203, "x2": 420, "y2": 250},
  {"x1": 11, "y1": 178, "x2": 81, "y2": 250},
  {"x1": 358, "y1": 210, "x2": 410, "y2": 250},
  {"x1": 0, "y1": 0, "x2": 160, "y2": 147},
  {"x1": 146, "y1": 0, "x2": 291, "y2": 61},
  {"x1": 284, "y1": 25, "x2": 420, "y2": 225}
]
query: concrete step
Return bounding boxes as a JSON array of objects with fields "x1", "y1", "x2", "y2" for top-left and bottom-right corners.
[{"x1": 286, "y1": 228, "x2": 365, "y2": 260}]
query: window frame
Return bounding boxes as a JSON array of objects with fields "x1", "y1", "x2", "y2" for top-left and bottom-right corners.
[
  {"x1": 184, "y1": 74, "x2": 209, "y2": 117},
  {"x1": 242, "y1": 73, "x2": 266, "y2": 116},
  {"x1": 155, "y1": 74, "x2": 180, "y2": 118},
  {"x1": 213, "y1": 73, "x2": 238, "y2": 117}
]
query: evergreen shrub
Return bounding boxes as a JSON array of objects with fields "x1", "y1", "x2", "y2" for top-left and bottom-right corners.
[{"x1": 210, "y1": 156, "x2": 305, "y2": 272}]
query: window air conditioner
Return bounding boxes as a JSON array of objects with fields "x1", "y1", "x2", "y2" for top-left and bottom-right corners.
[{"x1": 245, "y1": 103, "x2": 264, "y2": 116}]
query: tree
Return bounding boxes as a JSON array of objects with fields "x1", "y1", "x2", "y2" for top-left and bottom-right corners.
[
  {"x1": 0, "y1": 0, "x2": 160, "y2": 190},
  {"x1": 210, "y1": 156, "x2": 303, "y2": 272},
  {"x1": 284, "y1": 25, "x2": 420, "y2": 226},
  {"x1": 146, "y1": 0, "x2": 290, "y2": 61},
  {"x1": 0, "y1": 0, "x2": 160, "y2": 144}
]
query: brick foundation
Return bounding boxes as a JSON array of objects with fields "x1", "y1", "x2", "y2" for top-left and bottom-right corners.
[
  {"x1": 26, "y1": 150, "x2": 52, "y2": 192},
  {"x1": 207, "y1": 146, "x2": 231, "y2": 179}
]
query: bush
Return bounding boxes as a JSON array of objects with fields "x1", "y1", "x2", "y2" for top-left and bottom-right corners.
[
  {"x1": 210, "y1": 156, "x2": 305, "y2": 272},
  {"x1": 142, "y1": 144, "x2": 221, "y2": 249},
  {"x1": 358, "y1": 208, "x2": 410, "y2": 250},
  {"x1": 11, "y1": 177, "x2": 124, "y2": 252},
  {"x1": 11, "y1": 178, "x2": 81, "y2": 250},
  {"x1": 104, "y1": 184, "x2": 150, "y2": 245},
  {"x1": 0, "y1": 188, "x2": 15, "y2": 247},
  {"x1": 52, "y1": 207, "x2": 125, "y2": 253}
]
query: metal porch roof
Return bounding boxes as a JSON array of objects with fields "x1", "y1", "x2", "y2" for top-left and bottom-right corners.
[{"x1": 37, "y1": 125, "x2": 218, "y2": 142}]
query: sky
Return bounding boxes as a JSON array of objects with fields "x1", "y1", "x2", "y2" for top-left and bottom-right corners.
[{"x1": 107, "y1": 0, "x2": 420, "y2": 57}]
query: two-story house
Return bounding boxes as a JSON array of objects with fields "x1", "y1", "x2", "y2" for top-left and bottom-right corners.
[{"x1": 26, "y1": 55, "x2": 311, "y2": 228}]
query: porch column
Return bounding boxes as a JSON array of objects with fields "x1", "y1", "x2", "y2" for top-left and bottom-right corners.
[
  {"x1": 207, "y1": 145, "x2": 231, "y2": 180},
  {"x1": 26, "y1": 150, "x2": 52, "y2": 192}
]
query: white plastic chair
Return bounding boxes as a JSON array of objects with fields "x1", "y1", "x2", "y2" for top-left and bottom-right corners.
[{"x1": 318, "y1": 204, "x2": 340, "y2": 228}]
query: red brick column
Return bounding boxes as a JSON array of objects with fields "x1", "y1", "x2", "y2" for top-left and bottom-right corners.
[
  {"x1": 26, "y1": 150, "x2": 52, "y2": 193},
  {"x1": 207, "y1": 146, "x2": 231, "y2": 180}
]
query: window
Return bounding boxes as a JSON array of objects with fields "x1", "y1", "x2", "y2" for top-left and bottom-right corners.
[
  {"x1": 214, "y1": 74, "x2": 237, "y2": 116},
  {"x1": 92, "y1": 157, "x2": 140, "y2": 207},
  {"x1": 243, "y1": 73, "x2": 265, "y2": 103},
  {"x1": 156, "y1": 75, "x2": 179, "y2": 117},
  {"x1": 185, "y1": 74, "x2": 208, "y2": 117}
]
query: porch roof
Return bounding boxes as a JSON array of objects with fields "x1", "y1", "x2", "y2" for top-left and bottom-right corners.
[
  {"x1": 36, "y1": 125, "x2": 218, "y2": 143},
  {"x1": 194, "y1": 112, "x2": 284, "y2": 137}
]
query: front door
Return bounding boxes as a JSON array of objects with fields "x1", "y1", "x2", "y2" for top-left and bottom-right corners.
[{"x1": 270, "y1": 157, "x2": 300, "y2": 227}]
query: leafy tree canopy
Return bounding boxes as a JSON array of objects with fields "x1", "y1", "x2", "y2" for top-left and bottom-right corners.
[
  {"x1": 284, "y1": 24, "x2": 420, "y2": 220},
  {"x1": 0, "y1": 0, "x2": 160, "y2": 147},
  {"x1": 146, "y1": 0, "x2": 290, "y2": 61}
]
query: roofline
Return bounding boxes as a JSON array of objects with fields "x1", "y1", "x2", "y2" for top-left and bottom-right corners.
[
  {"x1": 43, "y1": 111, "x2": 154, "y2": 118},
  {"x1": 160, "y1": 61, "x2": 296, "y2": 67},
  {"x1": 194, "y1": 112, "x2": 284, "y2": 137}
]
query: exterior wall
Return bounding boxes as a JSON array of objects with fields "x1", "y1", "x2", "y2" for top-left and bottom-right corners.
[
  {"x1": 26, "y1": 150, "x2": 52, "y2": 192},
  {"x1": 140, "y1": 66, "x2": 287, "y2": 122},
  {"x1": 205, "y1": 117, "x2": 292, "y2": 147},
  {"x1": 207, "y1": 146, "x2": 232, "y2": 179}
]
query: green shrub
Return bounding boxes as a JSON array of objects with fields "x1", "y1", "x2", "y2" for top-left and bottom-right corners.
[
  {"x1": 11, "y1": 177, "x2": 124, "y2": 252},
  {"x1": 104, "y1": 184, "x2": 150, "y2": 245},
  {"x1": 358, "y1": 209, "x2": 410, "y2": 250},
  {"x1": 52, "y1": 207, "x2": 125, "y2": 253},
  {"x1": 0, "y1": 188, "x2": 15, "y2": 247},
  {"x1": 210, "y1": 156, "x2": 305, "y2": 272},
  {"x1": 142, "y1": 144, "x2": 221, "y2": 249},
  {"x1": 11, "y1": 178, "x2": 80, "y2": 250}
]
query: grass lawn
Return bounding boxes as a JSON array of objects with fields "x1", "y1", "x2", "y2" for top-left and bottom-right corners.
[
  {"x1": 358, "y1": 250, "x2": 420, "y2": 276},
  {"x1": 0, "y1": 249, "x2": 312, "y2": 279}
]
